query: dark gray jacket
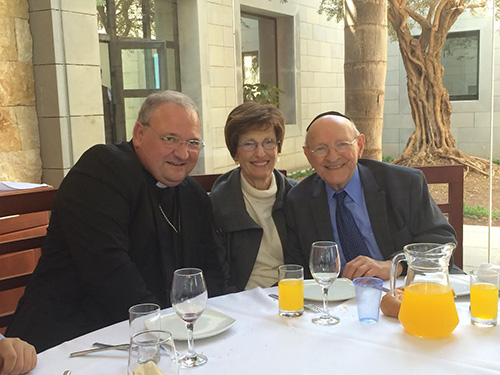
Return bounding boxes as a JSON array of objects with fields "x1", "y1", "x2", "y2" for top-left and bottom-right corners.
[
  {"x1": 211, "y1": 168, "x2": 297, "y2": 291},
  {"x1": 285, "y1": 159, "x2": 457, "y2": 279}
]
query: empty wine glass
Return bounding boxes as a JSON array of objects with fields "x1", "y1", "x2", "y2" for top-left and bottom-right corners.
[
  {"x1": 171, "y1": 268, "x2": 208, "y2": 368},
  {"x1": 309, "y1": 241, "x2": 341, "y2": 326}
]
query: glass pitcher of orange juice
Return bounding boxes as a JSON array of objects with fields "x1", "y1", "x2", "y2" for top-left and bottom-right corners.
[{"x1": 390, "y1": 243, "x2": 458, "y2": 338}]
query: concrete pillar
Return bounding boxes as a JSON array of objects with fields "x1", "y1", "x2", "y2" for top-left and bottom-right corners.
[{"x1": 29, "y1": 0, "x2": 104, "y2": 187}]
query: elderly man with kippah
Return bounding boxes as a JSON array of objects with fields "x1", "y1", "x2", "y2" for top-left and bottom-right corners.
[{"x1": 285, "y1": 111, "x2": 456, "y2": 280}]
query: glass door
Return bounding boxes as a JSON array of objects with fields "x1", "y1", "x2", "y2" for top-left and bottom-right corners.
[
  {"x1": 98, "y1": 0, "x2": 180, "y2": 143},
  {"x1": 110, "y1": 40, "x2": 168, "y2": 141}
]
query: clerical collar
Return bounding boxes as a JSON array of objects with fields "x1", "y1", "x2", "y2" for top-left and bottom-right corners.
[{"x1": 156, "y1": 181, "x2": 180, "y2": 234}]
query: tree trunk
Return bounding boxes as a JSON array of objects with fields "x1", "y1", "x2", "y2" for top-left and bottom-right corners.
[
  {"x1": 398, "y1": 35, "x2": 456, "y2": 161},
  {"x1": 344, "y1": 0, "x2": 387, "y2": 161},
  {"x1": 388, "y1": 0, "x2": 489, "y2": 173}
]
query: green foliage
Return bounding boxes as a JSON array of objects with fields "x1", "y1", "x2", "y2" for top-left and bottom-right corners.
[
  {"x1": 463, "y1": 201, "x2": 500, "y2": 220},
  {"x1": 382, "y1": 155, "x2": 394, "y2": 163},
  {"x1": 318, "y1": 0, "x2": 344, "y2": 23},
  {"x1": 316, "y1": 0, "x2": 412, "y2": 40},
  {"x1": 493, "y1": 158, "x2": 500, "y2": 166},
  {"x1": 243, "y1": 83, "x2": 285, "y2": 107},
  {"x1": 314, "y1": 0, "x2": 493, "y2": 41},
  {"x1": 97, "y1": 0, "x2": 153, "y2": 38},
  {"x1": 289, "y1": 168, "x2": 315, "y2": 180}
]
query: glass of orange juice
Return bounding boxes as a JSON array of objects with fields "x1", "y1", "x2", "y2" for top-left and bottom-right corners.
[
  {"x1": 278, "y1": 265, "x2": 304, "y2": 317},
  {"x1": 470, "y1": 268, "x2": 500, "y2": 327}
]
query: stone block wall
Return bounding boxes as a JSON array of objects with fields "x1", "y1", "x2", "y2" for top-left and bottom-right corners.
[
  {"x1": 199, "y1": 0, "x2": 344, "y2": 175},
  {"x1": 0, "y1": 0, "x2": 42, "y2": 182},
  {"x1": 205, "y1": 0, "x2": 237, "y2": 173}
]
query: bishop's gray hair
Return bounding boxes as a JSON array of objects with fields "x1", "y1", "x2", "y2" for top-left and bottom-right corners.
[{"x1": 137, "y1": 90, "x2": 199, "y2": 125}]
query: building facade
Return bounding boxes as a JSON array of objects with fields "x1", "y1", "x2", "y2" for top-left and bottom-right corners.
[{"x1": 0, "y1": 0, "x2": 498, "y2": 185}]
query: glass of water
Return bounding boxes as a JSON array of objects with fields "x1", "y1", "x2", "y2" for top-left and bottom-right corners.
[{"x1": 128, "y1": 330, "x2": 178, "y2": 375}]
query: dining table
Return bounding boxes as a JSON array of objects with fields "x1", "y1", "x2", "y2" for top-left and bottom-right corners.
[{"x1": 31, "y1": 277, "x2": 499, "y2": 375}]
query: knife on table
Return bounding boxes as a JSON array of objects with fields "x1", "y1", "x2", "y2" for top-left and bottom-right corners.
[{"x1": 69, "y1": 343, "x2": 130, "y2": 357}]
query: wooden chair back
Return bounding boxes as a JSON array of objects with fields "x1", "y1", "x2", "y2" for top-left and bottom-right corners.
[
  {"x1": 0, "y1": 187, "x2": 57, "y2": 332},
  {"x1": 413, "y1": 165, "x2": 464, "y2": 269},
  {"x1": 191, "y1": 170, "x2": 287, "y2": 192},
  {"x1": 191, "y1": 174, "x2": 224, "y2": 193}
]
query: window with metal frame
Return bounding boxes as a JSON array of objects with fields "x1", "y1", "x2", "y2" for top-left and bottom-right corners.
[
  {"x1": 442, "y1": 30, "x2": 480, "y2": 101},
  {"x1": 97, "y1": 0, "x2": 181, "y2": 143},
  {"x1": 240, "y1": 10, "x2": 296, "y2": 124}
]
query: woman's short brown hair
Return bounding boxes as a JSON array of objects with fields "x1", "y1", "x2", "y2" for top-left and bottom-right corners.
[{"x1": 224, "y1": 102, "x2": 285, "y2": 158}]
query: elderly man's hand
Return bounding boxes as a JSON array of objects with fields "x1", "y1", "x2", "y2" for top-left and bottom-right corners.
[
  {"x1": 342, "y1": 256, "x2": 402, "y2": 281},
  {"x1": 0, "y1": 337, "x2": 37, "y2": 375}
]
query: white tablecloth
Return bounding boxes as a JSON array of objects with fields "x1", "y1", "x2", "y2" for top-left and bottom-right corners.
[{"x1": 33, "y1": 286, "x2": 499, "y2": 375}]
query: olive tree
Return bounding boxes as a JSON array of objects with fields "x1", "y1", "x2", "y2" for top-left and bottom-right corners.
[{"x1": 319, "y1": 0, "x2": 490, "y2": 172}]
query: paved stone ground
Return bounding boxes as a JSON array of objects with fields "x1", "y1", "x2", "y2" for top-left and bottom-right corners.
[{"x1": 463, "y1": 225, "x2": 500, "y2": 273}]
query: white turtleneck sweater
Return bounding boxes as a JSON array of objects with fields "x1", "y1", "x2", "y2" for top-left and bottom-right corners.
[{"x1": 241, "y1": 173, "x2": 284, "y2": 290}]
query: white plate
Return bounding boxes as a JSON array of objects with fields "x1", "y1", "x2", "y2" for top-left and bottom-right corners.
[
  {"x1": 303, "y1": 278, "x2": 355, "y2": 302},
  {"x1": 157, "y1": 309, "x2": 236, "y2": 340},
  {"x1": 450, "y1": 275, "x2": 470, "y2": 296}
]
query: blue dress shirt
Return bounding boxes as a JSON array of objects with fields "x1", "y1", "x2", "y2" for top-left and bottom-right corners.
[{"x1": 326, "y1": 166, "x2": 384, "y2": 274}]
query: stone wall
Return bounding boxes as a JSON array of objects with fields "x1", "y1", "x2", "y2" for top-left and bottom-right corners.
[
  {"x1": 194, "y1": 0, "x2": 344, "y2": 175},
  {"x1": 0, "y1": 0, "x2": 42, "y2": 182}
]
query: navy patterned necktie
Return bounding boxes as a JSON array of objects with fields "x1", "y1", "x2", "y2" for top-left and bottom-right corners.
[{"x1": 335, "y1": 190, "x2": 371, "y2": 262}]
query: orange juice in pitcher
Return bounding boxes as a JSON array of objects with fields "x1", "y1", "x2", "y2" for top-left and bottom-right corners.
[
  {"x1": 390, "y1": 243, "x2": 458, "y2": 338},
  {"x1": 398, "y1": 282, "x2": 458, "y2": 338}
]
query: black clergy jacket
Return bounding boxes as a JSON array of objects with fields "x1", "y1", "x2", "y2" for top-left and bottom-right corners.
[{"x1": 6, "y1": 141, "x2": 224, "y2": 352}]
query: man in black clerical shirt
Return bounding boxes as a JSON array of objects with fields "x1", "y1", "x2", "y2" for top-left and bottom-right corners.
[{"x1": 6, "y1": 91, "x2": 225, "y2": 352}]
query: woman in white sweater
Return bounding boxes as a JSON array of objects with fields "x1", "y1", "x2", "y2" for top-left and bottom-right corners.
[{"x1": 210, "y1": 102, "x2": 297, "y2": 292}]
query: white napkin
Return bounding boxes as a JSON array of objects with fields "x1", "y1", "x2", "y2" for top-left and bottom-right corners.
[
  {"x1": 0, "y1": 181, "x2": 49, "y2": 192},
  {"x1": 478, "y1": 263, "x2": 500, "y2": 273}
]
